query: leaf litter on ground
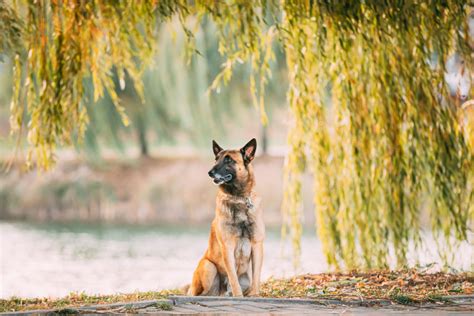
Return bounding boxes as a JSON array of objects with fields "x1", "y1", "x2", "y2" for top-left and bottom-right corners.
[
  {"x1": 1, "y1": 269, "x2": 472, "y2": 312},
  {"x1": 260, "y1": 268, "x2": 472, "y2": 302}
]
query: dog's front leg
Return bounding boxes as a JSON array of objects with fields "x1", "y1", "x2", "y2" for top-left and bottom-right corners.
[
  {"x1": 248, "y1": 241, "x2": 263, "y2": 296},
  {"x1": 221, "y1": 240, "x2": 243, "y2": 297}
]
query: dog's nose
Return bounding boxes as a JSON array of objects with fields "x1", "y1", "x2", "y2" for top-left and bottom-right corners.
[
  {"x1": 208, "y1": 170, "x2": 215, "y2": 177},
  {"x1": 460, "y1": 94, "x2": 468, "y2": 101}
]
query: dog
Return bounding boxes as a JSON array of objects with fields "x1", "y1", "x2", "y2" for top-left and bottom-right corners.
[{"x1": 187, "y1": 138, "x2": 265, "y2": 297}]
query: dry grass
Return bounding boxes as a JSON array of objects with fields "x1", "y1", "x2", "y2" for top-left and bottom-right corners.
[{"x1": 0, "y1": 289, "x2": 180, "y2": 313}]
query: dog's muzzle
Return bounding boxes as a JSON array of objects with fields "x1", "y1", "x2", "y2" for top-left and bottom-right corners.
[{"x1": 208, "y1": 170, "x2": 233, "y2": 185}]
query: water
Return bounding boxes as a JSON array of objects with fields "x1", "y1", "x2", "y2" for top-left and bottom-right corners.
[{"x1": 0, "y1": 221, "x2": 471, "y2": 299}]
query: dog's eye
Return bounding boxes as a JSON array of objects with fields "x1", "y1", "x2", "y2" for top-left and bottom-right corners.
[{"x1": 224, "y1": 156, "x2": 232, "y2": 163}]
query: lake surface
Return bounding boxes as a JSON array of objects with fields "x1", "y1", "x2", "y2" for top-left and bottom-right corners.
[{"x1": 0, "y1": 221, "x2": 471, "y2": 298}]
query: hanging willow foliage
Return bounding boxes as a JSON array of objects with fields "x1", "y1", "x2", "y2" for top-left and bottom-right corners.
[
  {"x1": 1, "y1": 0, "x2": 472, "y2": 269},
  {"x1": 279, "y1": 1, "x2": 473, "y2": 269},
  {"x1": 6, "y1": 0, "x2": 177, "y2": 168},
  {"x1": 0, "y1": 1, "x2": 22, "y2": 58}
]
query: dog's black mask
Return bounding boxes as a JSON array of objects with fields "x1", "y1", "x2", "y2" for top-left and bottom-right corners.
[
  {"x1": 208, "y1": 143, "x2": 236, "y2": 185},
  {"x1": 208, "y1": 139, "x2": 257, "y2": 186}
]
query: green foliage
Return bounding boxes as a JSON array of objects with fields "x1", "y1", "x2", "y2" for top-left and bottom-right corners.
[
  {"x1": 2, "y1": 1, "x2": 473, "y2": 269},
  {"x1": 279, "y1": 1, "x2": 473, "y2": 269},
  {"x1": 5, "y1": 0, "x2": 277, "y2": 167},
  {"x1": 0, "y1": 1, "x2": 22, "y2": 59},
  {"x1": 9, "y1": 0, "x2": 160, "y2": 168},
  {"x1": 55, "y1": 308, "x2": 79, "y2": 315},
  {"x1": 155, "y1": 302, "x2": 173, "y2": 311},
  {"x1": 390, "y1": 292, "x2": 416, "y2": 305},
  {"x1": 82, "y1": 18, "x2": 255, "y2": 156}
]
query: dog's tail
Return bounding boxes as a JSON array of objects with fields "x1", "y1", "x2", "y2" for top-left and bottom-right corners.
[{"x1": 181, "y1": 284, "x2": 191, "y2": 295}]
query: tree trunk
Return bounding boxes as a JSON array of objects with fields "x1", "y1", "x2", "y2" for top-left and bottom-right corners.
[
  {"x1": 260, "y1": 124, "x2": 268, "y2": 155},
  {"x1": 135, "y1": 113, "x2": 149, "y2": 157}
]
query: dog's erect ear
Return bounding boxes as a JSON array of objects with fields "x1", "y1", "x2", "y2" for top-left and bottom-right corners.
[
  {"x1": 212, "y1": 140, "x2": 223, "y2": 157},
  {"x1": 240, "y1": 138, "x2": 257, "y2": 163}
]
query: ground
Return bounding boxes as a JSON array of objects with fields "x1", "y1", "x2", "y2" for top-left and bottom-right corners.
[
  {"x1": 260, "y1": 269, "x2": 473, "y2": 301},
  {"x1": 1, "y1": 269, "x2": 472, "y2": 314},
  {"x1": 3, "y1": 296, "x2": 473, "y2": 315}
]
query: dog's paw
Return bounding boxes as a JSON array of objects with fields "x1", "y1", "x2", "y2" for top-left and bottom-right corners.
[
  {"x1": 232, "y1": 290, "x2": 244, "y2": 297},
  {"x1": 246, "y1": 287, "x2": 260, "y2": 297}
]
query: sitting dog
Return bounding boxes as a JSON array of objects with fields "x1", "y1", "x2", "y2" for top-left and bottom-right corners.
[{"x1": 187, "y1": 138, "x2": 265, "y2": 297}]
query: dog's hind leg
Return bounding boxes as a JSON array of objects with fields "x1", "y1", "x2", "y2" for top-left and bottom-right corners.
[{"x1": 188, "y1": 258, "x2": 219, "y2": 296}]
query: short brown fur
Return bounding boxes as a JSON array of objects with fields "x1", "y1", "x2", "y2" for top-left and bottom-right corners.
[{"x1": 187, "y1": 139, "x2": 265, "y2": 297}]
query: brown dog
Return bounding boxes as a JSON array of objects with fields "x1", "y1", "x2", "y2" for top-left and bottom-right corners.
[{"x1": 187, "y1": 138, "x2": 265, "y2": 297}]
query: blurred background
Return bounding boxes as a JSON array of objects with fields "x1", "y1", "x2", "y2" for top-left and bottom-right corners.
[{"x1": 0, "y1": 18, "x2": 472, "y2": 299}]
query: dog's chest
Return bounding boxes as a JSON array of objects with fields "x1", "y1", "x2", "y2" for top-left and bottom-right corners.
[{"x1": 225, "y1": 202, "x2": 255, "y2": 239}]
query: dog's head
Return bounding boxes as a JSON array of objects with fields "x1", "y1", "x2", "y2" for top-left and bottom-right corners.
[{"x1": 208, "y1": 139, "x2": 257, "y2": 190}]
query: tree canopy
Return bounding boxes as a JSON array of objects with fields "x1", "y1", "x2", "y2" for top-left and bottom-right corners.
[{"x1": 1, "y1": 0, "x2": 472, "y2": 269}]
